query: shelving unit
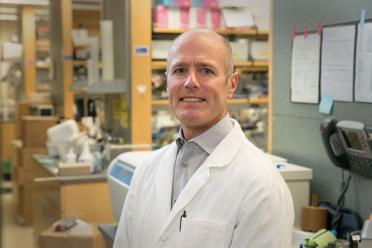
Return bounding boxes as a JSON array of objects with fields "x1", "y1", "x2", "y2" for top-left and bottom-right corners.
[
  {"x1": 153, "y1": 27, "x2": 269, "y2": 36},
  {"x1": 151, "y1": 24, "x2": 270, "y2": 150},
  {"x1": 47, "y1": 1, "x2": 270, "y2": 149}
]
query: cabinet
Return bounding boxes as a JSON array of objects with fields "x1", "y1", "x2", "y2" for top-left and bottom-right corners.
[{"x1": 151, "y1": 28, "x2": 270, "y2": 150}]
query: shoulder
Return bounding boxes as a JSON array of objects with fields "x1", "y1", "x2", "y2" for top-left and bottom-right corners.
[
  {"x1": 230, "y1": 133, "x2": 287, "y2": 196},
  {"x1": 133, "y1": 143, "x2": 176, "y2": 178}
]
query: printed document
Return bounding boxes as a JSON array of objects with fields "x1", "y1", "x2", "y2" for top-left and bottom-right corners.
[
  {"x1": 291, "y1": 33, "x2": 321, "y2": 103},
  {"x1": 321, "y1": 25, "x2": 355, "y2": 102},
  {"x1": 355, "y1": 22, "x2": 372, "y2": 103}
]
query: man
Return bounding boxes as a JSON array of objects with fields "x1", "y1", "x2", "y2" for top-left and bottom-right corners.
[{"x1": 114, "y1": 29, "x2": 294, "y2": 248}]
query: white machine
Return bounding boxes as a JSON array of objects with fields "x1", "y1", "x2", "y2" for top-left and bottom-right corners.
[{"x1": 107, "y1": 151, "x2": 153, "y2": 221}]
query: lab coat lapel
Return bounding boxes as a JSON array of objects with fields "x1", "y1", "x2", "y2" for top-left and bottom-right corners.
[
  {"x1": 169, "y1": 120, "x2": 245, "y2": 212},
  {"x1": 155, "y1": 120, "x2": 244, "y2": 243},
  {"x1": 153, "y1": 143, "x2": 177, "y2": 220},
  {"x1": 156, "y1": 159, "x2": 211, "y2": 243}
]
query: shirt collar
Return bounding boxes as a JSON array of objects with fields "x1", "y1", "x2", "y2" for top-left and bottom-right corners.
[{"x1": 176, "y1": 114, "x2": 233, "y2": 154}]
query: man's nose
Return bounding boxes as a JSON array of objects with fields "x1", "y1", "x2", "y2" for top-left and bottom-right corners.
[{"x1": 183, "y1": 71, "x2": 200, "y2": 88}]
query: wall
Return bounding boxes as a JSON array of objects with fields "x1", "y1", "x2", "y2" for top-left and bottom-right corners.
[{"x1": 272, "y1": 0, "x2": 372, "y2": 220}]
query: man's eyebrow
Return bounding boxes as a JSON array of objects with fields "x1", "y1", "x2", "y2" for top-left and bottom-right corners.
[
  {"x1": 169, "y1": 62, "x2": 188, "y2": 68},
  {"x1": 195, "y1": 62, "x2": 217, "y2": 68}
]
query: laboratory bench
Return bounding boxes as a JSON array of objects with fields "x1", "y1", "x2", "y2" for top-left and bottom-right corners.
[{"x1": 31, "y1": 154, "x2": 115, "y2": 247}]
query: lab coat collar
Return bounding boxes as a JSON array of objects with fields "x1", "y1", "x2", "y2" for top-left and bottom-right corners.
[
  {"x1": 207, "y1": 118, "x2": 244, "y2": 168},
  {"x1": 154, "y1": 119, "x2": 244, "y2": 244}
]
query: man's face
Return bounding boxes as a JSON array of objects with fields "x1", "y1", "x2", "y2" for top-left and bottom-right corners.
[{"x1": 166, "y1": 33, "x2": 238, "y2": 139}]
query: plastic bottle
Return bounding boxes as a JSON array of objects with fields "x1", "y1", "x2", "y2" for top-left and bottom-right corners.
[
  {"x1": 65, "y1": 147, "x2": 77, "y2": 163},
  {"x1": 361, "y1": 214, "x2": 372, "y2": 240},
  {"x1": 78, "y1": 142, "x2": 93, "y2": 172}
]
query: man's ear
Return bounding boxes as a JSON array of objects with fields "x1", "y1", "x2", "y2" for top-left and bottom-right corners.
[{"x1": 227, "y1": 72, "x2": 239, "y2": 98}]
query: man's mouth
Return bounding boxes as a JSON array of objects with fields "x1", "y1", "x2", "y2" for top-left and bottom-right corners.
[{"x1": 180, "y1": 97, "x2": 206, "y2": 102}]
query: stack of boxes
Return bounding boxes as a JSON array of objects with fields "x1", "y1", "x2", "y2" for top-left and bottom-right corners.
[
  {"x1": 12, "y1": 96, "x2": 57, "y2": 226},
  {"x1": 153, "y1": 0, "x2": 224, "y2": 30}
]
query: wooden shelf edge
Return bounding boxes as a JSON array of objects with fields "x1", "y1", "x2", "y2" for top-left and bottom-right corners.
[
  {"x1": 153, "y1": 27, "x2": 269, "y2": 36},
  {"x1": 228, "y1": 97, "x2": 269, "y2": 104},
  {"x1": 151, "y1": 60, "x2": 168, "y2": 69},
  {"x1": 152, "y1": 99, "x2": 169, "y2": 105}
]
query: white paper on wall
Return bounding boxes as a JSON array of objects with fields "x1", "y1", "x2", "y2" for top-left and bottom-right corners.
[
  {"x1": 291, "y1": 33, "x2": 321, "y2": 103},
  {"x1": 355, "y1": 22, "x2": 372, "y2": 103},
  {"x1": 321, "y1": 25, "x2": 356, "y2": 102}
]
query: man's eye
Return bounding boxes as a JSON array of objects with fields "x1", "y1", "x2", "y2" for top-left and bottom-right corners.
[
  {"x1": 173, "y1": 68, "x2": 187, "y2": 75},
  {"x1": 199, "y1": 68, "x2": 214, "y2": 75}
]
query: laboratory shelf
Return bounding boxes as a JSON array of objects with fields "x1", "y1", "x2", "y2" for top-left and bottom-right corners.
[{"x1": 153, "y1": 28, "x2": 269, "y2": 36}]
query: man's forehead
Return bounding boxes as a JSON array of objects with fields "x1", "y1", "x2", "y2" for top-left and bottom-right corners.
[
  {"x1": 169, "y1": 58, "x2": 218, "y2": 68},
  {"x1": 169, "y1": 31, "x2": 225, "y2": 54}
]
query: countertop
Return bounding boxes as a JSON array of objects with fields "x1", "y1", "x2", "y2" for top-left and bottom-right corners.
[{"x1": 32, "y1": 154, "x2": 107, "y2": 183}]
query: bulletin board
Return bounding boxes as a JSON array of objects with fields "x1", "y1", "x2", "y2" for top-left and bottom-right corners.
[{"x1": 272, "y1": 0, "x2": 372, "y2": 220}]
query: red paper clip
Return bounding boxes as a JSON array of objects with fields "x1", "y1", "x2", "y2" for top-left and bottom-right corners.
[
  {"x1": 304, "y1": 25, "x2": 309, "y2": 38},
  {"x1": 317, "y1": 20, "x2": 321, "y2": 35},
  {"x1": 291, "y1": 25, "x2": 296, "y2": 41}
]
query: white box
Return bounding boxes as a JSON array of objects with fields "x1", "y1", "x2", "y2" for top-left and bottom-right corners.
[
  {"x1": 250, "y1": 40, "x2": 269, "y2": 60},
  {"x1": 277, "y1": 163, "x2": 313, "y2": 228},
  {"x1": 152, "y1": 40, "x2": 173, "y2": 59},
  {"x1": 2, "y1": 42, "x2": 23, "y2": 61},
  {"x1": 229, "y1": 41, "x2": 249, "y2": 61}
]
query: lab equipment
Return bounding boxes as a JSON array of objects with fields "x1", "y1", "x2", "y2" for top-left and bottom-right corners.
[
  {"x1": 266, "y1": 153, "x2": 313, "y2": 228},
  {"x1": 320, "y1": 118, "x2": 372, "y2": 178},
  {"x1": 107, "y1": 151, "x2": 153, "y2": 221},
  {"x1": 47, "y1": 119, "x2": 80, "y2": 158}
]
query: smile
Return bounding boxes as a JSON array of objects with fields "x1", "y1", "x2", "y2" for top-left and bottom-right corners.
[{"x1": 180, "y1": 97, "x2": 206, "y2": 102}]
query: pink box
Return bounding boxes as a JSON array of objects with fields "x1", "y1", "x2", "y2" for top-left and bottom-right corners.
[
  {"x1": 154, "y1": 5, "x2": 168, "y2": 28},
  {"x1": 180, "y1": 7, "x2": 190, "y2": 28},
  {"x1": 196, "y1": 8, "x2": 207, "y2": 28},
  {"x1": 178, "y1": 0, "x2": 192, "y2": 8},
  {"x1": 211, "y1": 8, "x2": 221, "y2": 29},
  {"x1": 203, "y1": 0, "x2": 218, "y2": 9}
]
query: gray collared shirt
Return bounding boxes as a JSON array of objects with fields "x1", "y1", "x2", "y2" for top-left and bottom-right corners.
[{"x1": 171, "y1": 114, "x2": 234, "y2": 208}]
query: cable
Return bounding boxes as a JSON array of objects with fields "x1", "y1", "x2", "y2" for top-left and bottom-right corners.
[{"x1": 331, "y1": 169, "x2": 352, "y2": 233}]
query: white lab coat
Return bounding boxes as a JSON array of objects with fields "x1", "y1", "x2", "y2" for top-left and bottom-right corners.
[{"x1": 114, "y1": 120, "x2": 294, "y2": 248}]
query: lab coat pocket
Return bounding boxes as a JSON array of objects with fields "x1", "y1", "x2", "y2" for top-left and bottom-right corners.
[{"x1": 181, "y1": 218, "x2": 227, "y2": 248}]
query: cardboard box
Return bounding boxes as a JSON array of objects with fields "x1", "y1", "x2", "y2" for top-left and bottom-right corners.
[
  {"x1": 21, "y1": 116, "x2": 57, "y2": 148},
  {"x1": 39, "y1": 223, "x2": 106, "y2": 248},
  {"x1": 15, "y1": 94, "x2": 52, "y2": 139},
  {"x1": 58, "y1": 162, "x2": 91, "y2": 176}
]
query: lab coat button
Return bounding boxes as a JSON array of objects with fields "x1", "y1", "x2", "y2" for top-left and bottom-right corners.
[{"x1": 161, "y1": 236, "x2": 168, "y2": 241}]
